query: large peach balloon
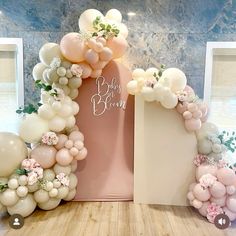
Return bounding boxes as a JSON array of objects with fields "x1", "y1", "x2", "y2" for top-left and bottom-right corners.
[
  {"x1": 60, "y1": 33, "x2": 87, "y2": 63},
  {"x1": 77, "y1": 62, "x2": 92, "y2": 79},
  {"x1": 106, "y1": 35, "x2": 128, "y2": 58},
  {"x1": 0, "y1": 132, "x2": 27, "y2": 177},
  {"x1": 30, "y1": 145, "x2": 57, "y2": 168},
  {"x1": 56, "y1": 148, "x2": 73, "y2": 166}
]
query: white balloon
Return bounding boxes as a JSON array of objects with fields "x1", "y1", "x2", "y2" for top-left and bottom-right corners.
[
  {"x1": 57, "y1": 104, "x2": 73, "y2": 117},
  {"x1": 105, "y1": 9, "x2": 122, "y2": 23},
  {"x1": 38, "y1": 104, "x2": 55, "y2": 120},
  {"x1": 38, "y1": 198, "x2": 61, "y2": 210},
  {"x1": 161, "y1": 92, "x2": 178, "y2": 109},
  {"x1": 63, "y1": 188, "x2": 76, "y2": 201},
  {"x1": 7, "y1": 194, "x2": 36, "y2": 217},
  {"x1": 198, "y1": 138, "x2": 212, "y2": 155},
  {"x1": 52, "y1": 101, "x2": 62, "y2": 111},
  {"x1": 69, "y1": 88, "x2": 79, "y2": 99},
  {"x1": 19, "y1": 114, "x2": 49, "y2": 143},
  {"x1": 196, "y1": 122, "x2": 219, "y2": 140},
  {"x1": 0, "y1": 189, "x2": 19, "y2": 206},
  {"x1": 132, "y1": 68, "x2": 146, "y2": 79},
  {"x1": 53, "y1": 164, "x2": 71, "y2": 176},
  {"x1": 68, "y1": 77, "x2": 82, "y2": 89},
  {"x1": 16, "y1": 186, "x2": 28, "y2": 198},
  {"x1": 8, "y1": 178, "x2": 19, "y2": 190},
  {"x1": 68, "y1": 173, "x2": 78, "y2": 190},
  {"x1": 47, "y1": 68, "x2": 59, "y2": 83},
  {"x1": 34, "y1": 189, "x2": 50, "y2": 203},
  {"x1": 71, "y1": 102, "x2": 80, "y2": 115},
  {"x1": 65, "y1": 116, "x2": 76, "y2": 129},
  {"x1": 48, "y1": 116, "x2": 66, "y2": 132},
  {"x1": 43, "y1": 169, "x2": 56, "y2": 181},
  {"x1": 118, "y1": 23, "x2": 128, "y2": 39},
  {"x1": 56, "y1": 186, "x2": 69, "y2": 199},
  {"x1": 49, "y1": 188, "x2": 58, "y2": 198},
  {"x1": 39, "y1": 43, "x2": 63, "y2": 66},
  {"x1": 127, "y1": 80, "x2": 139, "y2": 95},
  {"x1": 160, "y1": 68, "x2": 187, "y2": 92},
  {"x1": 79, "y1": 9, "x2": 104, "y2": 32},
  {"x1": 70, "y1": 159, "x2": 78, "y2": 172},
  {"x1": 145, "y1": 67, "x2": 159, "y2": 79},
  {"x1": 32, "y1": 63, "x2": 47, "y2": 81},
  {"x1": 153, "y1": 83, "x2": 165, "y2": 101},
  {"x1": 27, "y1": 182, "x2": 39, "y2": 193},
  {"x1": 141, "y1": 87, "x2": 155, "y2": 102}
]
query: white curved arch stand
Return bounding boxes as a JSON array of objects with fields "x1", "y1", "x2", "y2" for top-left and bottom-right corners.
[{"x1": 134, "y1": 96, "x2": 197, "y2": 205}]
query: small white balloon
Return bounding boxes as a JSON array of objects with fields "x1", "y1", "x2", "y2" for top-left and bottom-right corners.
[
  {"x1": 16, "y1": 186, "x2": 28, "y2": 198},
  {"x1": 33, "y1": 63, "x2": 47, "y2": 81},
  {"x1": 141, "y1": 87, "x2": 155, "y2": 102},
  {"x1": 34, "y1": 189, "x2": 50, "y2": 203},
  {"x1": 45, "y1": 182, "x2": 54, "y2": 192},
  {"x1": 71, "y1": 101, "x2": 80, "y2": 115},
  {"x1": 56, "y1": 186, "x2": 69, "y2": 199},
  {"x1": 53, "y1": 164, "x2": 71, "y2": 176},
  {"x1": 69, "y1": 89, "x2": 79, "y2": 100},
  {"x1": 0, "y1": 189, "x2": 19, "y2": 206},
  {"x1": 8, "y1": 179, "x2": 19, "y2": 190},
  {"x1": 161, "y1": 92, "x2": 178, "y2": 109},
  {"x1": 63, "y1": 188, "x2": 76, "y2": 201},
  {"x1": 43, "y1": 169, "x2": 56, "y2": 182},
  {"x1": 127, "y1": 80, "x2": 139, "y2": 95},
  {"x1": 105, "y1": 9, "x2": 122, "y2": 22},
  {"x1": 132, "y1": 68, "x2": 146, "y2": 79},
  {"x1": 65, "y1": 116, "x2": 76, "y2": 129},
  {"x1": 118, "y1": 23, "x2": 128, "y2": 39},
  {"x1": 145, "y1": 67, "x2": 159, "y2": 79},
  {"x1": 38, "y1": 198, "x2": 61, "y2": 210},
  {"x1": 59, "y1": 77, "x2": 69, "y2": 85},
  {"x1": 57, "y1": 67, "x2": 67, "y2": 77},
  {"x1": 18, "y1": 175, "x2": 28, "y2": 186},
  {"x1": 48, "y1": 116, "x2": 66, "y2": 132},
  {"x1": 38, "y1": 104, "x2": 55, "y2": 120},
  {"x1": 49, "y1": 188, "x2": 58, "y2": 198}
]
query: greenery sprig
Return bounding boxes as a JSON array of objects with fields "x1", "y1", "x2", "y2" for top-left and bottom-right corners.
[
  {"x1": 16, "y1": 102, "x2": 42, "y2": 114},
  {"x1": 35, "y1": 80, "x2": 52, "y2": 91},
  {"x1": 0, "y1": 182, "x2": 8, "y2": 192},
  {"x1": 153, "y1": 64, "x2": 165, "y2": 81},
  {"x1": 15, "y1": 168, "x2": 31, "y2": 175},
  {"x1": 218, "y1": 131, "x2": 236, "y2": 153},
  {"x1": 92, "y1": 16, "x2": 120, "y2": 39}
]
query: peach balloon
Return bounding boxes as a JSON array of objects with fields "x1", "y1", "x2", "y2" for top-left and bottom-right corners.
[
  {"x1": 176, "y1": 102, "x2": 188, "y2": 114},
  {"x1": 69, "y1": 147, "x2": 79, "y2": 156},
  {"x1": 75, "y1": 147, "x2": 87, "y2": 160},
  {"x1": 56, "y1": 148, "x2": 73, "y2": 166},
  {"x1": 223, "y1": 207, "x2": 236, "y2": 221},
  {"x1": 74, "y1": 140, "x2": 84, "y2": 150},
  {"x1": 60, "y1": 32, "x2": 87, "y2": 63},
  {"x1": 196, "y1": 164, "x2": 217, "y2": 181},
  {"x1": 69, "y1": 131, "x2": 84, "y2": 142},
  {"x1": 210, "y1": 195, "x2": 226, "y2": 207},
  {"x1": 184, "y1": 85, "x2": 195, "y2": 97},
  {"x1": 84, "y1": 49, "x2": 99, "y2": 64},
  {"x1": 198, "y1": 201, "x2": 210, "y2": 217},
  {"x1": 226, "y1": 195, "x2": 236, "y2": 213},
  {"x1": 90, "y1": 69, "x2": 102, "y2": 78},
  {"x1": 106, "y1": 35, "x2": 128, "y2": 58},
  {"x1": 192, "y1": 199, "x2": 203, "y2": 209},
  {"x1": 91, "y1": 60, "x2": 108, "y2": 70},
  {"x1": 193, "y1": 183, "x2": 211, "y2": 201},
  {"x1": 77, "y1": 62, "x2": 92, "y2": 79},
  {"x1": 30, "y1": 145, "x2": 57, "y2": 168},
  {"x1": 99, "y1": 47, "x2": 113, "y2": 61},
  {"x1": 217, "y1": 167, "x2": 236, "y2": 186},
  {"x1": 185, "y1": 118, "x2": 201, "y2": 131},
  {"x1": 55, "y1": 134, "x2": 68, "y2": 150}
]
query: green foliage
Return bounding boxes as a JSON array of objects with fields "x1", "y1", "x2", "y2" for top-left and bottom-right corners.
[
  {"x1": 153, "y1": 64, "x2": 166, "y2": 81},
  {"x1": 15, "y1": 168, "x2": 31, "y2": 175},
  {"x1": 35, "y1": 80, "x2": 52, "y2": 91},
  {"x1": 218, "y1": 131, "x2": 236, "y2": 153},
  {"x1": 92, "y1": 16, "x2": 120, "y2": 39},
  {"x1": 0, "y1": 182, "x2": 8, "y2": 192},
  {"x1": 16, "y1": 102, "x2": 42, "y2": 114}
]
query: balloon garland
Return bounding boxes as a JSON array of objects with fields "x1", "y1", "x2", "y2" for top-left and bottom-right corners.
[
  {"x1": 127, "y1": 66, "x2": 236, "y2": 223},
  {"x1": 0, "y1": 9, "x2": 129, "y2": 217}
]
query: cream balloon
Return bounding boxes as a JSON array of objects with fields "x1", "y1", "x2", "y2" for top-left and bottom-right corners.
[
  {"x1": 7, "y1": 194, "x2": 37, "y2": 217},
  {"x1": 38, "y1": 104, "x2": 55, "y2": 120},
  {"x1": 39, "y1": 43, "x2": 63, "y2": 66},
  {"x1": 196, "y1": 122, "x2": 219, "y2": 140},
  {"x1": 79, "y1": 9, "x2": 104, "y2": 32},
  {"x1": 0, "y1": 132, "x2": 27, "y2": 177},
  {"x1": 63, "y1": 188, "x2": 76, "y2": 201},
  {"x1": 43, "y1": 169, "x2": 56, "y2": 181},
  {"x1": 56, "y1": 186, "x2": 69, "y2": 199},
  {"x1": 127, "y1": 80, "x2": 139, "y2": 95},
  {"x1": 0, "y1": 189, "x2": 19, "y2": 206},
  {"x1": 68, "y1": 173, "x2": 78, "y2": 190},
  {"x1": 132, "y1": 68, "x2": 146, "y2": 79},
  {"x1": 105, "y1": 9, "x2": 122, "y2": 22},
  {"x1": 19, "y1": 113, "x2": 49, "y2": 143},
  {"x1": 38, "y1": 198, "x2": 61, "y2": 210},
  {"x1": 32, "y1": 63, "x2": 47, "y2": 81},
  {"x1": 48, "y1": 116, "x2": 66, "y2": 132},
  {"x1": 141, "y1": 87, "x2": 155, "y2": 102},
  {"x1": 118, "y1": 23, "x2": 128, "y2": 38},
  {"x1": 53, "y1": 164, "x2": 71, "y2": 176},
  {"x1": 34, "y1": 189, "x2": 50, "y2": 203}
]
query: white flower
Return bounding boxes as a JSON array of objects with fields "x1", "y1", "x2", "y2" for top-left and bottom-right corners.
[
  {"x1": 56, "y1": 173, "x2": 70, "y2": 187},
  {"x1": 199, "y1": 174, "x2": 217, "y2": 188},
  {"x1": 27, "y1": 172, "x2": 38, "y2": 185}
]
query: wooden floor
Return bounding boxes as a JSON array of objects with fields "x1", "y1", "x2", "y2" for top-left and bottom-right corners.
[{"x1": 1, "y1": 202, "x2": 236, "y2": 236}]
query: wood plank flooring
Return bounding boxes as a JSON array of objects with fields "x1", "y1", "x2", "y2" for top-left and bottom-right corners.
[{"x1": 1, "y1": 202, "x2": 236, "y2": 236}]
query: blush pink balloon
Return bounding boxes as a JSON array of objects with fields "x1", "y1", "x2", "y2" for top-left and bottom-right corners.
[
  {"x1": 90, "y1": 69, "x2": 102, "y2": 78},
  {"x1": 198, "y1": 201, "x2": 210, "y2": 217},
  {"x1": 99, "y1": 47, "x2": 113, "y2": 61},
  {"x1": 106, "y1": 35, "x2": 128, "y2": 59},
  {"x1": 193, "y1": 183, "x2": 211, "y2": 201},
  {"x1": 183, "y1": 111, "x2": 192, "y2": 120},
  {"x1": 184, "y1": 85, "x2": 195, "y2": 97},
  {"x1": 91, "y1": 60, "x2": 108, "y2": 70},
  {"x1": 210, "y1": 195, "x2": 226, "y2": 207},
  {"x1": 217, "y1": 167, "x2": 236, "y2": 186},
  {"x1": 176, "y1": 102, "x2": 188, "y2": 114},
  {"x1": 198, "y1": 102, "x2": 208, "y2": 123},
  {"x1": 74, "y1": 140, "x2": 84, "y2": 150},
  {"x1": 69, "y1": 131, "x2": 84, "y2": 142},
  {"x1": 55, "y1": 134, "x2": 68, "y2": 150},
  {"x1": 226, "y1": 195, "x2": 236, "y2": 213},
  {"x1": 210, "y1": 181, "x2": 226, "y2": 198},
  {"x1": 227, "y1": 185, "x2": 236, "y2": 195},
  {"x1": 187, "y1": 191, "x2": 195, "y2": 201},
  {"x1": 77, "y1": 62, "x2": 92, "y2": 79},
  {"x1": 56, "y1": 148, "x2": 73, "y2": 166},
  {"x1": 69, "y1": 147, "x2": 79, "y2": 156},
  {"x1": 75, "y1": 147, "x2": 88, "y2": 160},
  {"x1": 192, "y1": 199, "x2": 203, "y2": 209},
  {"x1": 189, "y1": 182, "x2": 197, "y2": 191},
  {"x1": 84, "y1": 49, "x2": 99, "y2": 64},
  {"x1": 196, "y1": 164, "x2": 218, "y2": 181},
  {"x1": 60, "y1": 32, "x2": 87, "y2": 63},
  {"x1": 185, "y1": 118, "x2": 201, "y2": 131},
  {"x1": 223, "y1": 206, "x2": 236, "y2": 221},
  {"x1": 30, "y1": 145, "x2": 57, "y2": 168}
]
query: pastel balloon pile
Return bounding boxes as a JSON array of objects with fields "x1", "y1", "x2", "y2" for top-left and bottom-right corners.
[
  {"x1": 0, "y1": 8, "x2": 129, "y2": 218},
  {"x1": 127, "y1": 66, "x2": 208, "y2": 132}
]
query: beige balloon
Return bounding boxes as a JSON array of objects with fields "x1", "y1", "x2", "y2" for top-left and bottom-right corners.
[
  {"x1": 63, "y1": 188, "x2": 76, "y2": 201},
  {"x1": 0, "y1": 132, "x2": 27, "y2": 177},
  {"x1": 32, "y1": 63, "x2": 47, "y2": 81},
  {"x1": 7, "y1": 194, "x2": 36, "y2": 217},
  {"x1": 38, "y1": 198, "x2": 61, "y2": 210},
  {"x1": 0, "y1": 189, "x2": 19, "y2": 206}
]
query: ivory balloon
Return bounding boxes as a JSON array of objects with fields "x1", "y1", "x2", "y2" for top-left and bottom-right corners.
[
  {"x1": 106, "y1": 35, "x2": 128, "y2": 58},
  {"x1": 63, "y1": 188, "x2": 76, "y2": 201},
  {"x1": 79, "y1": 9, "x2": 104, "y2": 32},
  {"x1": 19, "y1": 113, "x2": 49, "y2": 143},
  {"x1": 38, "y1": 104, "x2": 55, "y2": 120},
  {"x1": 34, "y1": 189, "x2": 50, "y2": 203},
  {"x1": 141, "y1": 87, "x2": 155, "y2": 102},
  {"x1": 48, "y1": 116, "x2": 66, "y2": 132},
  {"x1": 105, "y1": 9, "x2": 122, "y2": 22},
  {"x1": 53, "y1": 163, "x2": 71, "y2": 176},
  {"x1": 32, "y1": 63, "x2": 47, "y2": 81},
  {"x1": 0, "y1": 189, "x2": 19, "y2": 206},
  {"x1": 38, "y1": 198, "x2": 61, "y2": 210},
  {"x1": 0, "y1": 132, "x2": 27, "y2": 177},
  {"x1": 68, "y1": 173, "x2": 78, "y2": 190},
  {"x1": 118, "y1": 23, "x2": 128, "y2": 39},
  {"x1": 7, "y1": 194, "x2": 36, "y2": 217},
  {"x1": 57, "y1": 186, "x2": 69, "y2": 199},
  {"x1": 60, "y1": 33, "x2": 87, "y2": 63},
  {"x1": 196, "y1": 122, "x2": 219, "y2": 140},
  {"x1": 30, "y1": 145, "x2": 57, "y2": 168},
  {"x1": 43, "y1": 169, "x2": 56, "y2": 181},
  {"x1": 39, "y1": 43, "x2": 63, "y2": 66},
  {"x1": 127, "y1": 80, "x2": 139, "y2": 95}
]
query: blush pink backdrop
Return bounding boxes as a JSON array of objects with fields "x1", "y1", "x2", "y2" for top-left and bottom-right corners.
[{"x1": 74, "y1": 61, "x2": 134, "y2": 201}]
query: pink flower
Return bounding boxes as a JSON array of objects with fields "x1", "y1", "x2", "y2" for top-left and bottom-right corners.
[
  {"x1": 217, "y1": 159, "x2": 228, "y2": 169},
  {"x1": 71, "y1": 64, "x2": 83, "y2": 77},
  {"x1": 193, "y1": 154, "x2": 207, "y2": 167},
  {"x1": 176, "y1": 91, "x2": 188, "y2": 102},
  {"x1": 206, "y1": 203, "x2": 223, "y2": 223},
  {"x1": 56, "y1": 173, "x2": 70, "y2": 187},
  {"x1": 22, "y1": 158, "x2": 40, "y2": 171},
  {"x1": 42, "y1": 132, "x2": 59, "y2": 145},
  {"x1": 144, "y1": 78, "x2": 157, "y2": 88},
  {"x1": 27, "y1": 172, "x2": 38, "y2": 185},
  {"x1": 199, "y1": 174, "x2": 217, "y2": 189}
]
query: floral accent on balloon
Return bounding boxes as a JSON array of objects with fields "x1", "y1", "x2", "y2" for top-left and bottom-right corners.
[{"x1": 42, "y1": 132, "x2": 59, "y2": 146}]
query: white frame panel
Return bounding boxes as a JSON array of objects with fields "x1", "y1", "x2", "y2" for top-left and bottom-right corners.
[
  {"x1": 204, "y1": 41, "x2": 236, "y2": 105},
  {"x1": 0, "y1": 38, "x2": 24, "y2": 107}
]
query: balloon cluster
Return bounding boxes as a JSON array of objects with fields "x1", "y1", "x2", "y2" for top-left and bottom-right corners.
[{"x1": 127, "y1": 66, "x2": 208, "y2": 131}]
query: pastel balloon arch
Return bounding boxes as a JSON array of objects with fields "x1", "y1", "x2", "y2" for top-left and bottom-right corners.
[
  {"x1": 127, "y1": 66, "x2": 236, "y2": 224},
  {"x1": 0, "y1": 9, "x2": 128, "y2": 217}
]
